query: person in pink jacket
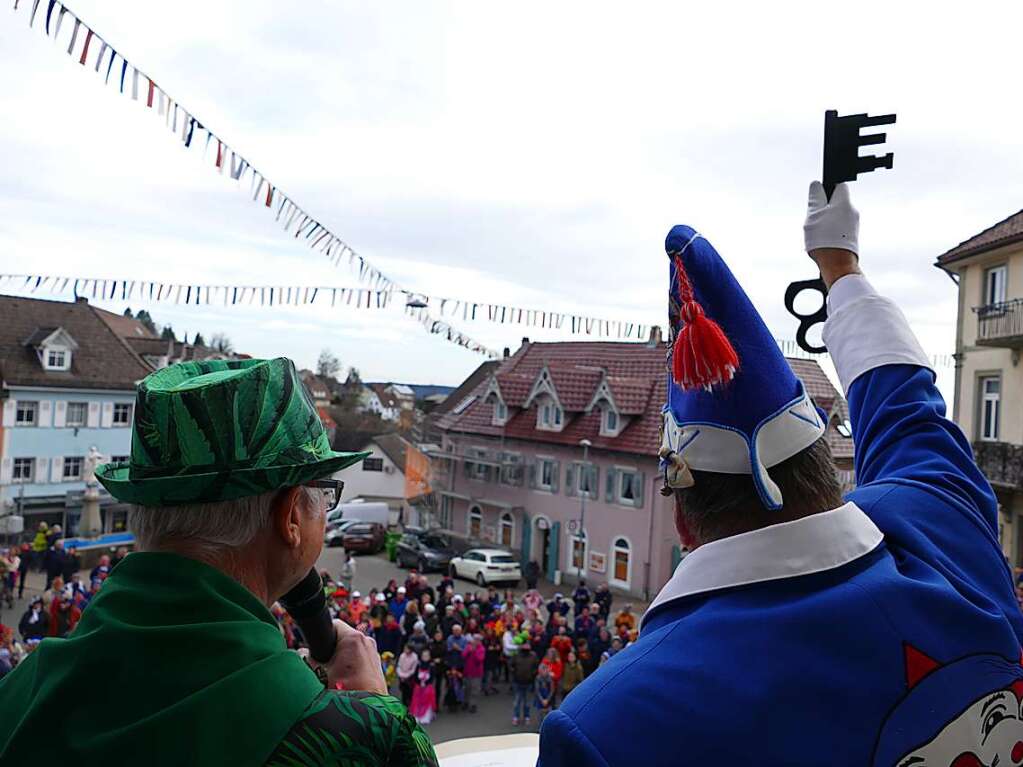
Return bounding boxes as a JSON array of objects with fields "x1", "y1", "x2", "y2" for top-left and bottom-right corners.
[{"x1": 461, "y1": 634, "x2": 486, "y2": 714}]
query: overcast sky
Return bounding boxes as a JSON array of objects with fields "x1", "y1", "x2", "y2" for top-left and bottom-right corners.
[{"x1": 3, "y1": 2, "x2": 1023, "y2": 400}]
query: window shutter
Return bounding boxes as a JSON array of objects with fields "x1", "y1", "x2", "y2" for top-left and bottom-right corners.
[
  {"x1": 0, "y1": 458, "x2": 11, "y2": 484},
  {"x1": 565, "y1": 464, "x2": 575, "y2": 497},
  {"x1": 590, "y1": 466, "x2": 600, "y2": 500},
  {"x1": 38, "y1": 401, "x2": 53, "y2": 428},
  {"x1": 551, "y1": 461, "x2": 560, "y2": 494},
  {"x1": 101, "y1": 402, "x2": 114, "y2": 428},
  {"x1": 2, "y1": 400, "x2": 15, "y2": 428},
  {"x1": 50, "y1": 458, "x2": 64, "y2": 483},
  {"x1": 527, "y1": 463, "x2": 537, "y2": 489},
  {"x1": 54, "y1": 401, "x2": 67, "y2": 428},
  {"x1": 605, "y1": 468, "x2": 617, "y2": 503},
  {"x1": 35, "y1": 458, "x2": 49, "y2": 484},
  {"x1": 634, "y1": 472, "x2": 646, "y2": 508},
  {"x1": 87, "y1": 402, "x2": 100, "y2": 428}
]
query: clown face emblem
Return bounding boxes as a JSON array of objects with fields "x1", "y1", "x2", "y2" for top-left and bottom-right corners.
[
  {"x1": 874, "y1": 645, "x2": 1023, "y2": 767},
  {"x1": 897, "y1": 687, "x2": 1023, "y2": 767}
]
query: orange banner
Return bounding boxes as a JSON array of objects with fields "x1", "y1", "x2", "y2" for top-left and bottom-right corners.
[{"x1": 404, "y1": 444, "x2": 431, "y2": 499}]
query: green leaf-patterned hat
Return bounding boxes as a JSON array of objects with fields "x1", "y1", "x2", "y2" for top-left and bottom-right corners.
[{"x1": 95, "y1": 358, "x2": 369, "y2": 507}]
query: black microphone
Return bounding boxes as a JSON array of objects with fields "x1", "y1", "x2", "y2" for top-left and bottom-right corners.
[{"x1": 280, "y1": 567, "x2": 337, "y2": 664}]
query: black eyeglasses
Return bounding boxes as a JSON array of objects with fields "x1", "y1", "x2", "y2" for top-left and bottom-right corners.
[{"x1": 306, "y1": 479, "x2": 344, "y2": 512}]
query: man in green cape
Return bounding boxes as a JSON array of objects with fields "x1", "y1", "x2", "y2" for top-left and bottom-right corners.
[{"x1": 0, "y1": 357, "x2": 438, "y2": 766}]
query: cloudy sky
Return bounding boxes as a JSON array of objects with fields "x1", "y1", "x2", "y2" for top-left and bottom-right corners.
[{"x1": 3, "y1": 2, "x2": 1023, "y2": 400}]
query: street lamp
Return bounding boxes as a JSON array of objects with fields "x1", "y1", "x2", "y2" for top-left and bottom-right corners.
[{"x1": 577, "y1": 438, "x2": 591, "y2": 580}]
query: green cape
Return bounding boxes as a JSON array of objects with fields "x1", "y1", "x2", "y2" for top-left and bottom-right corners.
[{"x1": 0, "y1": 552, "x2": 324, "y2": 766}]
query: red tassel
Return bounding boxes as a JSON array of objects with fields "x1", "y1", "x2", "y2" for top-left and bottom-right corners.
[{"x1": 671, "y1": 255, "x2": 739, "y2": 390}]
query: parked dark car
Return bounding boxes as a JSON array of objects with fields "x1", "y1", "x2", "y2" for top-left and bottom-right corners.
[
  {"x1": 395, "y1": 530, "x2": 456, "y2": 572},
  {"x1": 341, "y1": 522, "x2": 386, "y2": 554}
]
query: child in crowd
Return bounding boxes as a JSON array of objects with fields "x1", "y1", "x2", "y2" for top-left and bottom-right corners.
[
  {"x1": 534, "y1": 664, "x2": 554, "y2": 721},
  {"x1": 409, "y1": 649, "x2": 436, "y2": 725}
]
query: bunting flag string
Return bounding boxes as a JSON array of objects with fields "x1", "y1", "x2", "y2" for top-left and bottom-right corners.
[
  {"x1": 0, "y1": 273, "x2": 651, "y2": 341},
  {"x1": 12, "y1": 0, "x2": 396, "y2": 294}
]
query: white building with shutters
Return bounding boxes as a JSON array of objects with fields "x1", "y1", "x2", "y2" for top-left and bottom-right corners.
[{"x1": 0, "y1": 295, "x2": 152, "y2": 534}]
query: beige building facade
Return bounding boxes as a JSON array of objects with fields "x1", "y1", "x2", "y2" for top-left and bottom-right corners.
[{"x1": 938, "y1": 212, "x2": 1023, "y2": 565}]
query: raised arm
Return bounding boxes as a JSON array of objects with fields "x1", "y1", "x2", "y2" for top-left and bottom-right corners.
[{"x1": 806, "y1": 182, "x2": 1000, "y2": 548}]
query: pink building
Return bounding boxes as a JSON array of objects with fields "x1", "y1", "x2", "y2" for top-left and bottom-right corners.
[{"x1": 431, "y1": 338, "x2": 853, "y2": 599}]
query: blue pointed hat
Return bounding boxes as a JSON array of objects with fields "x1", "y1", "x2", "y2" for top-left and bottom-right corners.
[{"x1": 660, "y1": 225, "x2": 825, "y2": 510}]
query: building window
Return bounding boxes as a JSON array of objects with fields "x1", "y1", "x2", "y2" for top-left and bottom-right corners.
[
  {"x1": 980, "y1": 375, "x2": 1001, "y2": 441},
  {"x1": 499, "y1": 452, "x2": 523, "y2": 486},
  {"x1": 15, "y1": 401, "x2": 38, "y2": 427},
  {"x1": 601, "y1": 407, "x2": 619, "y2": 435},
  {"x1": 468, "y1": 506, "x2": 483, "y2": 538},
  {"x1": 499, "y1": 512, "x2": 514, "y2": 546},
  {"x1": 362, "y1": 457, "x2": 384, "y2": 472},
  {"x1": 611, "y1": 537, "x2": 631, "y2": 586},
  {"x1": 575, "y1": 462, "x2": 598, "y2": 499},
  {"x1": 985, "y1": 265, "x2": 1008, "y2": 306},
  {"x1": 12, "y1": 458, "x2": 34, "y2": 483},
  {"x1": 536, "y1": 458, "x2": 559, "y2": 492},
  {"x1": 538, "y1": 400, "x2": 563, "y2": 431},
  {"x1": 111, "y1": 455, "x2": 130, "y2": 464},
  {"x1": 493, "y1": 400, "x2": 508, "y2": 426},
  {"x1": 112, "y1": 403, "x2": 133, "y2": 426},
  {"x1": 45, "y1": 348, "x2": 69, "y2": 370},
  {"x1": 466, "y1": 448, "x2": 491, "y2": 482},
  {"x1": 618, "y1": 469, "x2": 640, "y2": 504},
  {"x1": 439, "y1": 496, "x2": 453, "y2": 529},
  {"x1": 63, "y1": 456, "x2": 84, "y2": 481},
  {"x1": 66, "y1": 402, "x2": 87, "y2": 427}
]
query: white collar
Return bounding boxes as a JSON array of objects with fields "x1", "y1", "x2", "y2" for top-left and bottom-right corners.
[{"x1": 643, "y1": 502, "x2": 883, "y2": 627}]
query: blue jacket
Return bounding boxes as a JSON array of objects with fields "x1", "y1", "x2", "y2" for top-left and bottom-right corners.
[{"x1": 538, "y1": 276, "x2": 1023, "y2": 766}]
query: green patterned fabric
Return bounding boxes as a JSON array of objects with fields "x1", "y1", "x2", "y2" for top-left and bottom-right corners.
[
  {"x1": 95, "y1": 357, "x2": 368, "y2": 506},
  {"x1": 266, "y1": 690, "x2": 438, "y2": 767},
  {"x1": 0, "y1": 552, "x2": 327, "y2": 766}
]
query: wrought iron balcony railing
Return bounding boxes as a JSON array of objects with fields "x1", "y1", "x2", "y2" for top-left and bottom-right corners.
[
  {"x1": 973, "y1": 440, "x2": 1023, "y2": 489},
  {"x1": 975, "y1": 299, "x2": 1023, "y2": 347}
]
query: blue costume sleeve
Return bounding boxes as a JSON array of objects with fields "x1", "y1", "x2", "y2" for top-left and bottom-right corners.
[
  {"x1": 847, "y1": 363, "x2": 998, "y2": 537},
  {"x1": 825, "y1": 275, "x2": 1017, "y2": 625},
  {"x1": 537, "y1": 710, "x2": 611, "y2": 767}
]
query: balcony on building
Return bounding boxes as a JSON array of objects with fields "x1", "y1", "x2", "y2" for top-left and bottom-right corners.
[
  {"x1": 973, "y1": 440, "x2": 1023, "y2": 489},
  {"x1": 974, "y1": 299, "x2": 1023, "y2": 348}
]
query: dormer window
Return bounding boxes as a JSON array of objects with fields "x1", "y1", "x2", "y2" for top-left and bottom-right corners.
[
  {"x1": 601, "y1": 406, "x2": 619, "y2": 436},
  {"x1": 538, "y1": 399, "x2": 563, "y2": 431},
  {"x1": 492, "y1": 400, "x2": 508, "y2": 426},
  {"x1": 24, "y1": 327, "x2": 77, "y2": 372},
  {"x1": 45, "y1": 348, "x2": 69, "y2": 371}
]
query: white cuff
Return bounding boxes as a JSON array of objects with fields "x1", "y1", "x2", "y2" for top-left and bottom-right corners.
[{"x1": 822, "y1": 275, "x2": 931, "y2": 392}]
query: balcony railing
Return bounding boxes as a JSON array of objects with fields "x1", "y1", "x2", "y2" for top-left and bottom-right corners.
[
  {"x1": 974, "y1": 299, "x2": 1023, "y2": 347},
  {"x1": 973, "y1": 441, "x2": 1023, "y2": 489}
]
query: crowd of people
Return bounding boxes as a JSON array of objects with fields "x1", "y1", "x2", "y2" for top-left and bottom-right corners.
[
  {"x1": 0, "y1": 524, "x2": 130, "y2": 679},
  {"x1": 271, "y1": 558, "x2": 640, "y2": 728}
]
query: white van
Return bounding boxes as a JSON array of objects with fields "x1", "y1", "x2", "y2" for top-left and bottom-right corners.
[{"x1": 326, "y1": 501, "x2": 390, "y2": 528}]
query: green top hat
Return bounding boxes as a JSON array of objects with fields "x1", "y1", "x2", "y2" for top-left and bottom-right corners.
[{"x1": 95, "y1": 358, "x2": 368, "y2": 507}]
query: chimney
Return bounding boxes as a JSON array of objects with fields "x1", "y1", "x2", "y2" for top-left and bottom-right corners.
[
  {"x1": 521, "y1": 337, "x2": 530, "y2": 348},
  {"x1": 647, "y1": 326, "x2": 663, "y2": 347},
  {"x1": 503, "y1": 347, "x2": 511, "y2": 359},
  {"x1": 75, "y1": 296, "x2": 88, "y2": 304}
]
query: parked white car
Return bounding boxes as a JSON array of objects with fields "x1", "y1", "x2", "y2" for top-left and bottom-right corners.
[
  {"x1": 449, "y1": 549, "x2": 522, "y2": 586},
  {"x1": 324, "y1": 519, "x2": 359, "y2": 547}
]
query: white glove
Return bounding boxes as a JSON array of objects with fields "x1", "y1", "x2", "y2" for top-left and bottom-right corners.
[{"x1": 803, "y1": 181, "x2": 859, "y2": 256}]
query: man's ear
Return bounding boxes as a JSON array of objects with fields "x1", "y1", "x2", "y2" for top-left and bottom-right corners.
[{"x1": 273, "y1": 487, "x2": 307, "y2": 549}]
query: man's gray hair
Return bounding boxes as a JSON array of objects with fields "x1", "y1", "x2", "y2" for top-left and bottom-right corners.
[{"x1": 129, "y1": 487, "x2": 314, "y2": 553}]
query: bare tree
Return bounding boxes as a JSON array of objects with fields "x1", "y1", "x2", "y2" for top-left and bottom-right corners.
[
  {"x1": 210, "y1": 333, "x2": 234, "y2": 354},
  {"x1": 317, "y1": 349, "x2": 341, "y2": 379}
]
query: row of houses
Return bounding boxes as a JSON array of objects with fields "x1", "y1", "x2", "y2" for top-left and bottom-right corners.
[
  {"x1": 421, "y1": 334, "x2": 855, "y2": 599},
  {"x1": 0, "y1": 295, "x2": 248, "y2": 535}
]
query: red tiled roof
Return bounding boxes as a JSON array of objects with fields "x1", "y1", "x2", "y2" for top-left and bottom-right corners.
[
  {"x1": 437, "y1": 340, "x2": 852, "y2": 460},
  {"x1": 937, "y1": 208, "x2": 1023, "y2": 266}
]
